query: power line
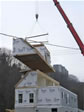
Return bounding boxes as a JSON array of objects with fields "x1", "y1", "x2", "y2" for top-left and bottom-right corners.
[
  {"x1": 51, "y1": 50, "x2": 80, "y2": 55},
  {"x1": 51, "y1": 51, "x2": 81, "y2": 56},
  {"x1": 0, "y1": 33, "x2": 21, "y2": 39},
  {"x1": 46, "y1": 43, "x2": 79, "y2": 50},
  {"x1": 0, "y1": 32, "x2": 80, "y2": 50}
]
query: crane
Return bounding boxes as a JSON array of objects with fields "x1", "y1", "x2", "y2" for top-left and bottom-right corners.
[{"x1": 53, "y1": 0, "x2": 84, "y2": 56}]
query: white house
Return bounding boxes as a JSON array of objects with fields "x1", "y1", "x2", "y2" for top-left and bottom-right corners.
[{"x1": 15, "y1": 70, "x2": 78, "y2": 112}]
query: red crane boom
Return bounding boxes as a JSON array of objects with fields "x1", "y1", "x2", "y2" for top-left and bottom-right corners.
[{"x1": 53, "y1": 0, "x2": 84, "y2": 55}]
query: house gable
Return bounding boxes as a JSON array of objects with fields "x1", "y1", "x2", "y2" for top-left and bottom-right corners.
[
  {"x1": 16, "y1": 71, "x2": 37, "y2": 88},
  {"x1": 13, "y1": 38, "x2": 36, "y2": 56}
]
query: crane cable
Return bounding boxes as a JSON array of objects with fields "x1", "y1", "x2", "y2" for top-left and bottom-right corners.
[
  {"x1": 26, "y1": 0, "x2": 39, "y2": 36},
  {"x1": 35, "y1": 0, "x2": 39, "y2": 22},
  {"x1": 46, "y1": 43, "x2": 79, "y2": 50},
  {"x1": 30, "y1": 0, "x2": 48, "y2": 35}
]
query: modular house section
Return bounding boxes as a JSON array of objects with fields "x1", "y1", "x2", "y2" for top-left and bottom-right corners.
[
  {"x1": 15, "y1": 86, "x2": 78, "y2": 112},
  {"x1": 15, "y1": 70, "x2": 59, "y2": 110},
  {"x1": 13, "y1": 38, "x2": 54, "y2": 73},
  {"x1": 15, "y1": 70, "x2": 78, "y2": 112}
]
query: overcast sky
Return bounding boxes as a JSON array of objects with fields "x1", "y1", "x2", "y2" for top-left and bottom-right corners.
[{"x1": 0, "y1": 0, "x2": 84, "y2": 81}]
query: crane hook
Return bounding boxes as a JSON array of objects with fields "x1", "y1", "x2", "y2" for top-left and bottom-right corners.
[{"x1": 35, "y1": 13, "x2": 39, "y2": 21}]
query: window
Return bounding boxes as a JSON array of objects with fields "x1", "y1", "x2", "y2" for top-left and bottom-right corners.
[
  {"x1": 74, "y1": 98, "x2": 76, "y2": 102},
  {"x1": 61, "y1": 92, "x2": 64, "y2": 99},
  {"x1": 52, "y1": 108, "x2": 57, "y2": 112},
  {"x1": 18, "y1": 94, "x2": 23, "y2": 103},
  {"x1": 29, "y1": 93, "x2": 34, "y2": 103},
  {"x1": 64, "y1": 93, "x2": 70, "y2": 104},
  {"x1": 64, "y1": 93, "x2": 68, "y2": 104}
]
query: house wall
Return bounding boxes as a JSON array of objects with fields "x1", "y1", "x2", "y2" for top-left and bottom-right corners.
[
  {"x1": 15, "y1": 107, "x2": 78, "y2": 112},
  {"x1": 35, "y1": 46, "x2": 51, "y2": 64},
  {"x1": 37, "y1": 86, "x2": 78, "y2": 109},
  {"x1": 37, "y1": 87, "x2": 61, "y2": 106},
  {"x1": 15, "y1": 107, "x2": 35, "y2": 112},
  {"x1": 46, "y1": 80, "x2": 53, "y2": 86},
  {"x1": 18, "y1": 71, "x2": 37, "y2": 87},
  {"x1": 37, "y1": 73, "x2": 54, "y2": 87},
  {"x1": 38, "y1": 74, "x2": 46, "y2": 87},
  {"x1": 37, "y1": 107, "x2": 78, "y2": 112},
  {"x1": 15, "y1": 88, "x2": 37, "y2": 108},
  {"x1": 13, "y1": 39, "x2": 35, "y2": 56},
  {"x1": 60, "y1": 86, "x2": 78, "y2": 108},
  {"x1": 36, "y1": 108, "x2": 51, "y2": 112}
]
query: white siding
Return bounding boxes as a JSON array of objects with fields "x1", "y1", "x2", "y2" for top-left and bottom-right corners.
[
  {"x1": 35, "y1": 46, "x2": 51, "y2": 64},
  {"x1": 60, "y1": 86, "x2": 78, "y2": 108},
  {"x1": 37, "y1": 87, "x2": 61, "y2": 106},
  {"x1": 13, "y1": 39, "x2": 36, "y2": 56},
  {"x1": 15, "y1": 107, "x2": 35, "y2": 112},
  {"x1": 15, "y1": 88, "x2": 37, "y2": 108},
  {"x1": 18, "y1": 71, "x2": 37, "y2": 87}
]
